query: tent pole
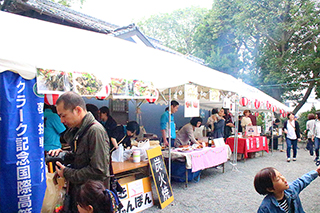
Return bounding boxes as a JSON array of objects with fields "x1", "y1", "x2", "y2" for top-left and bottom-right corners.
[
  {"x1": 231, "y1": 97, "x2": 239, "y2": 171},
  {"x1": 168, "y1": 88, "x2": 172, "y2": 180},
  {"x1": 271, "y1": 109, "x2": 274, "y2": 155}
]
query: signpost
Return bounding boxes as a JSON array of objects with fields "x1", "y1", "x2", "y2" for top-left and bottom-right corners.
[{"x1": 147, "y1": 146, "x2": 174, "y2": 209}]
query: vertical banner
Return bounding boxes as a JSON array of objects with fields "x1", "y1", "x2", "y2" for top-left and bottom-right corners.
[
  {"x1": 184, "y1": 84, "x2": 199, "y2": 117},
  {"x1": 0, "y1": 71, "x2": 46, "y2": 212}
]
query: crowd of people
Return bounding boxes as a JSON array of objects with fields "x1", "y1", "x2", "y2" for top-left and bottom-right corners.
[
  {"x1": 45, "y1": 92, "x2": 139, "y2": 212},
  {"x1": 42, "y1": 91, "x2": 320, "y2": 213}
]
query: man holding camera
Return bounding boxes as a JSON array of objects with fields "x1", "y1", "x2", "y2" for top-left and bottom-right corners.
[{"x1": 48, "y1": 91, "x2": 110, "y2": 213}]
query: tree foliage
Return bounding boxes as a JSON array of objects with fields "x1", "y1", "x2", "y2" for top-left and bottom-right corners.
[
  {"x1": 137, "y1": 0, "x2": 320, "y2": 113},
  {"x1": 193, "y1": 0, "x2": 246, "y2": 77},
  {"x1": 137, "y1": 6, "x2": 208, "y2": 55},
  {"x1": 194, "y1": 0, "x2": 320, "y2": 113}
]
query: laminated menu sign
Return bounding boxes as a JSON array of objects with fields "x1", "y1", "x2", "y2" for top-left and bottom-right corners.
[
  {"x1": 147, "y1": 146, "x2": 174, "y2": 209},
  {"x1": 36, "y1": 68, "x2": 111, "y2": 97},
  {"x1": 184, "y1": 84, "x2": 199, "y2": 117},
  {"x1": 111, "y1": 78, "x2": 157, "y2": 99}
]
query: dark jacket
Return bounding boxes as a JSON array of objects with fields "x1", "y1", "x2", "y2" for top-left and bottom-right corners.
[
  {"x1": 101, "y1": 115, "x2": 117, "y2": 139},
  {"x1": 63, "y1": 112, "x2": 110, "y2": 212},
  {"x1": 283, "y1": 120, "x2": 301, "y2": 139},
  {"x1": 213, "y1": 119, "x2": 225, "y2": 139}
]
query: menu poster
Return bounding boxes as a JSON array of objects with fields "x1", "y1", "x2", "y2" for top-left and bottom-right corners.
[
  {"x1": 36, "y1": 68, "x2": 110, "y2": 97},
  {"x1": 209, "y1": 89, "x2": 220, "y2": 102},
  {"x1": 184, "y1": 84, "x2": 200, "y2": 117},
  {"x1": 147, "y1": 146, "x2": 174, "y2": 209},
  {"x1": 73, "y1": 71, "x2": 110, "y2": 96},
  {"x1": 111, "y1": 78, "x2": 157, "y2": 99},
  {"x1": 184, "y1": 100, "x2": 200, "y2": 117},
  {"x1": 36, "y1": 68, "x2": 73, "y2": 94},
  {"x1": 223, "y1": 98, "x2": 230, "y2": 109}
]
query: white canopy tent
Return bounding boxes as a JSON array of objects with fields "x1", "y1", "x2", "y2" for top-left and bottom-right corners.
[{"x1": 0, "y1": 11, "x2": 290, "y2": 113}]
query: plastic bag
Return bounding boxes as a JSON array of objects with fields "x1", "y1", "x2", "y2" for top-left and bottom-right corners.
[
  {"x1": 213, "y1": 138, "x2": 232, "y2": 159},
  {"x1": 132, "y1": 140, "x2": 150, "y2": 161},
  {"x1": 41, "y1": 172, "x2": 65, "y2": 213},
  {"x1": 112, "y1": 144, "x2": 124, "y2": 162},
  {"x1": 123, "y1": 149, "x2": 133, "y2": 161}
]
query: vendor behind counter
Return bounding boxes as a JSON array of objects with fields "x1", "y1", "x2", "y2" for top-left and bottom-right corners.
[{"x1": 110, "y1": 121, "x2": 140, "y2": 152}]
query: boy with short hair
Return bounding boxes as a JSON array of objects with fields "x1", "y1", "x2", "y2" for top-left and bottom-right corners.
[{"x1": 254, "y1": 166, "x2": 320, "y2": 213}]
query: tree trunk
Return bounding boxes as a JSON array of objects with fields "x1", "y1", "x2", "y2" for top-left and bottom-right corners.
[{"x1": 293, "y1": 81, "x2": 315, "y2": 114}]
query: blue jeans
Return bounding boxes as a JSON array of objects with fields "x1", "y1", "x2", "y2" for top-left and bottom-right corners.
[
  {"x1": 315, "y1": 137, "x2": 320, "y2": 158},
  {"x1": 286, "y1": 138, "x2": 297, "y2": 158},
  {"x1": 307, "y1": 138, "x2": 314, "y2": 156}
]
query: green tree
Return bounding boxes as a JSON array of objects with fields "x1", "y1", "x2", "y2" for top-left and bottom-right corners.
[
  {"x1": 193, "y1": 0, "x2": 246, "y2": 77},
  {"x1": 194, "y1": 0, "x2": 320, "y2": 113},
  {"x1": 298, "y1": 106, "x2": 317, "y2": 133},
  {"x1": 52, "y1": 0, "x2": 85, "y2": 7},
  {"x1": 238, "y1": 0, "x2": 320, "y2": 113},
  {"x1": 137, "y1": 6, "x2": 208, "y2": 55}
]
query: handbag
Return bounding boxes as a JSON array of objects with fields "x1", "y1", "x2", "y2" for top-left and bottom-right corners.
[{"x1": 109, "y1": 156, "x2": 124, "y2": 211}]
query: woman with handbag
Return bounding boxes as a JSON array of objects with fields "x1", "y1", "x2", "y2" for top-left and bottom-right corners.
[{"x1": 283, "y1": 112, "x2": 301, "y2": 162}]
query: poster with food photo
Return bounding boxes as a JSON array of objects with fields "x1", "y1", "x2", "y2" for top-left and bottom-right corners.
[
  {"x1": 133, "y1": 80, "x2": 157, "y2": 99},
  {"x1": 184, "y1": 84, "x2": 199, "y2": 117},
  {"x1": 73, "y1": 71, "x2": 108, "y2": 96},
  {"x1": 36, "y1": 68, "x2": 73, "y2": 94},
  {"x1": 111, "y1": 78, "x2": 130, "y2": 98},
  {"x1": 184, "y1": 100, "x2": 200, "y2": 117}
]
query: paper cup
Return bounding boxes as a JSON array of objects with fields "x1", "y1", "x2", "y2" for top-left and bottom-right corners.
[{"x1": 133, "y1": 150, "x2": 140, "y2": 163}]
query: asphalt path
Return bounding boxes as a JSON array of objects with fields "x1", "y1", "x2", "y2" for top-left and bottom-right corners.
[{"x1": 145, "y1": 143, "x2": 320, "y2": 212}]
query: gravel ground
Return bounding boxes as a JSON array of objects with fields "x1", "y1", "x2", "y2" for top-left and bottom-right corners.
[{"x1": 144, "y1": 142, "x2": 320, "y2": 213}]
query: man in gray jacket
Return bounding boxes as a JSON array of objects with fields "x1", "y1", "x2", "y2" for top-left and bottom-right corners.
[{"x1": 49, "y1": 91, "x2": 110, "y2": 213}]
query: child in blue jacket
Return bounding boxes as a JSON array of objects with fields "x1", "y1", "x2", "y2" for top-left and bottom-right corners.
[{"x1": 254, "y1": 166, "x2": 320, "y2": 213}]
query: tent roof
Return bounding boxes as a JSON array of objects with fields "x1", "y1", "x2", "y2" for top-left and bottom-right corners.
[{"x1": 0, "y1": 11, "x2": 289, "y2": 112}]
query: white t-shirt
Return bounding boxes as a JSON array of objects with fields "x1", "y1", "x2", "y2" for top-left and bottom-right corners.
[{"x1": 287, "y1": 120, "x2": 297, "y2": 140}]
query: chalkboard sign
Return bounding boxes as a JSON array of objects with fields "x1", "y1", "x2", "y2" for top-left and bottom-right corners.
[{"x1": 147, "y1": 146, "x2": 174, "y2": 209}]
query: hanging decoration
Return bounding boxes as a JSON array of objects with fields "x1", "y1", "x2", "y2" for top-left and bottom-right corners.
[
  {"x1": 254, "y1": 99, "x2": 261, "y2": 109},
  {"x1": 281, "y1": 112, "x2": 287, "y2": 118},
  {"x1": 254, "y1": 112, "x2": 259, "y2": 117},
  {"x1": 146, "y1": 90, "x2": 159, "y2": 104},
  {"x1": 239, "y1": 97, "x2": 249, "y2": 106},
  {"x1": 279, "y1": 109, "x2": 284, "y2": 114},
  {"x1": 266, "y1": 101, "x2": 272, "y2": 110},
  {"x1": 272, "y1": 106, "x2": 277, "y2": 112},
  {"x1": 44, "y1": 94, "x2": 59, "y2": 105},
  {"x1": 96, "y1": 96, "x2": 107, "y2": 100}
]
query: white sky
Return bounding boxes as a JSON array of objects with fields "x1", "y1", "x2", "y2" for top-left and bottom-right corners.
[{"x1": 72, "y1": 0, "x2": 213, "y2": 26}]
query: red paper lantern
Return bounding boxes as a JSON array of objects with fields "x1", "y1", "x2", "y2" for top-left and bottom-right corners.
[
  {"x1": 146, "y1": 97, "x2": 157, "y2": 104},
  {"x1": 272, "y1": 106, "x2": 277, "y2": 112},
  {"x1": 44, "y1": 94, "x2": 59, "y2": 105},
  {"x1": 146, "y1": 90, "x2": 159, "y2": 104},
  {"x1": 266, "y1": 101, "x2": 271, "y2": 110},
  {"x1": 239, "y1": 97, "x2": 249, "y2": 106},
  {"x1": 96, "y1": 96, "x2": 107, "y2": 100},
  {"x1": 254, "y1": 99, "x2": 261, "y2": 109},
  {"x1": 279, "y1": 109, "x2": 284, "y2": 114},
  {"x1": 255, "y1": 112, "x2": 259, "y2": 117}
]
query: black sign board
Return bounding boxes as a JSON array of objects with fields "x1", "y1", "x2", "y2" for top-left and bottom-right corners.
[{"x1": 147, "y1": 146, "x2": 174, "y2": 209}]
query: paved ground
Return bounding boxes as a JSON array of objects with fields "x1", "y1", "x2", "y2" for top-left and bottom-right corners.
[{"x1": 144, "y1": 142, "x2": 320, "y2": 212}]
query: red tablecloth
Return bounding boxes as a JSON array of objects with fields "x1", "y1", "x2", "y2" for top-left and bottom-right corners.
[{"x1": 226, "y1": 136, "x2": 269, "y2": 158}]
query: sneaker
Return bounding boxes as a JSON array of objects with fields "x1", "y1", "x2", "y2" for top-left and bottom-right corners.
[
  {"x1": 293, "y1": 158, "x2": 297, "y2": 161},
  {"x1": 287, "y1": 158, "x2": 291, "y2": 162}
]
